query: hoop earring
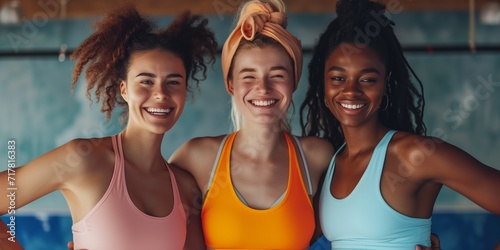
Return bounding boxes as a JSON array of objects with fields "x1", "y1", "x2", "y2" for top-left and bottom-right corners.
[{"x1": 379, "y1": 94, "x2": 389, "y2": 111}]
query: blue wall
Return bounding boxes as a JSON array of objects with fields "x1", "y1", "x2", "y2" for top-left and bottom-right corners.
[{"x1": 1, "y1": 9, "x2": 500, "y2": 250}]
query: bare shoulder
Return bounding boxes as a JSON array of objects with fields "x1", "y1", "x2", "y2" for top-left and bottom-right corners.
[
  {"x1": 66, "y1": 137, "x2": 114, "y2": 168},
  {"x1": 168, "y1": 164, "x2": 201, "y2": 210},
  {"x1": 169, "y1": 164, "x2": 198, "y2": 189},
  {"x1": 391, "y1": 131, "x2": 445, "y2": 148},
  {"x1": 177, "y1": 135, "x2": 227, "y2": 153},
  {"x1": 58, "y1": 136, "x2": 114, "y2": 182},
  {"x1": 67, "y1": 136, "x2": 114, "y2": 155},
  {"x1": 388, "y1": 132, "x2": 500, "y2": 216},
  {"x1": 388, "y1": 131, "x2": 458, "y2": 177},
  {"x1": 1, "y1": 136, "x2": 115, "y2": 213},
  {"x1": 295, "y1": 135, "x2": 335, "y2": 171},
  {"x1": 289, "y1": 135, "x2": 335, "y2": 195},
  {"x1": 390, "y1": 131, "x2": 448, "y2": 159},
  {"x1": 297, "y1": 136, "x2": 335, "y2": 152},
  {"x1": 169, "y1": 134, "x2": 228, "y2": 171}
]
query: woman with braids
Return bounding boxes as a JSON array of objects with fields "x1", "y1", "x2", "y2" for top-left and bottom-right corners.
[
  {"x1": 0, "y1": 5, "x2": 217, "y2": 250},
  {"x1": 169, "y1": 0, "x2": 334, "y2": 249},
  {"x1": 300, "y1": 0, "x2": 500, "y2": 249}
]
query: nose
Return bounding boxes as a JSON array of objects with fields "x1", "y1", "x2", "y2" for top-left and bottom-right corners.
[
  {"x1": 341, "y1": 79, "x2": 362, "y2": 97},
  {"x1": 256, "y1": 79, "x2": 271, "y2": 94},
  {"x1": 154, "y1": 84, "x2": 170, "y2": 100}
]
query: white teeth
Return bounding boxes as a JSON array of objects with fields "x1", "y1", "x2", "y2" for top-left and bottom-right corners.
[
  {"x1": 251, "y1": 100, "x2": 276, "y2": 106},
  {"x1": 146, "y1": 108, "x2": 172, "y2": 115},
  {"x1": 340, "y1": 103, "x2": 365, "y2": 110}
]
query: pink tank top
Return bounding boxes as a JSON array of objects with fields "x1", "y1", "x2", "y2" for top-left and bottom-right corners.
[{"x1": 72, "y1": 134, "x2": 187, "y2": 250}]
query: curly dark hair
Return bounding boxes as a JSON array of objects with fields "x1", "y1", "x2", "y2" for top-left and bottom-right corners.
[
  {"x1": 299, "y1": 0, "x2": 426, "y2": 149},
  {"x1": 71, "y1": 5, "x2": 218, "y2": 121}
]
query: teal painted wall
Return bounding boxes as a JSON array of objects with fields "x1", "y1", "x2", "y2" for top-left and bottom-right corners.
[{"x1": 1, "y1": 9, "x2": 499, "y2": 249}]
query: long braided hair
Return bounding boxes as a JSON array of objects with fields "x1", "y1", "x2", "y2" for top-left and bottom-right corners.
[{"x1": 300, "y1": 0, "x2": 426, "y2": 149}]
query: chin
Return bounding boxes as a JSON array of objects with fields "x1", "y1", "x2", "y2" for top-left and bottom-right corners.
[
  {"x1": 338, "y1": 120, "x2": 364, "y2": 128},
  {"x1": 254, "y1": 117, "x2": 281, "y2": 125},
  {"x1": 149, "y1": 124, "x2": 174, "y2": 135}
]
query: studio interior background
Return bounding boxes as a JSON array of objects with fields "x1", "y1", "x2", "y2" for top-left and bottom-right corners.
[{"x1": 1, "y1": 0, "x2": 500, "y2": 249}]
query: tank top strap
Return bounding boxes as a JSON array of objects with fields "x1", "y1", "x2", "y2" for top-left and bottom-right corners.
[
  {"x1": 111, "y1": 133, "x2": 126, "y2": 189},
  {"x1": 323, "y1": 141, "x2": 345, "y2": 192},
  {"x1": 283, "y1": 133, "x2": 309, "y2": 197},
  {"x1": 373, "y1": 130, "x2": 396, "y2": 156},
  {"x1": 369, "y1": 130, "x2": 397, "y2": 182},
  {"x1": 205, "y1": 134, "x2": 232, "y2": 193},
  {"x1": 164, "y1": 162, "x2": 183, "y2": 208},
  {"x1": 290, "y1": 135, "x2": 313, "y2": 195}
]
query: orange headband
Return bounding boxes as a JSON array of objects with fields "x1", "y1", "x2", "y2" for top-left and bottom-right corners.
[{"x1": 221, "y1": 2, "x2": 303, "y2": 92}]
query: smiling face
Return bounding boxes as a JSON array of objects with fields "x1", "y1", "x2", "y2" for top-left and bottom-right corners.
[
  {"x1": 228, "y1": 45, "x2": 294, "y2": 128},
  {"x1": 324, "y1": 43, "x2": 387, "y2": 129},
  {"x1": 120, "y1": 48, "x2": 187, "y2": 135}
]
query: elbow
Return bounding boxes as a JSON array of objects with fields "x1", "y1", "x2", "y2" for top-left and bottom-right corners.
[
  {"x1": 491, "y1": 200, "x2": 500, "y2": 215},
  {"x1": 484, "y1": 203, "x2": 500, "y2": 215},
  {"x1": 1, "y1": 194, "x2": 17, "y2": 216},
  {"x1": 0, "y1": 202, "x2": 8, "y2": 215},
  {"x1": 4, "y1": 197, "x2": 16, "y2": 215},
  {"x1": 492, "y1": 208, "x2": 500, "y2": 216},
  {"x1": 0, "y1": 202, "x2": 15, "y2": 216},
  {"x1": 0, "y1": 208, "x2": 11, "y2": 216}
]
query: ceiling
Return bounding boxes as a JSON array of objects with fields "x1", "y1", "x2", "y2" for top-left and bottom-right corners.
[{"x1": 1, "y1": 0, "x2": 497, "y2": 20}]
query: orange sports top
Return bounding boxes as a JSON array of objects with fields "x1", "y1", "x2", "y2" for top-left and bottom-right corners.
[{"x1": 202, "y1": 132, "x2": 314, "y2": 250}]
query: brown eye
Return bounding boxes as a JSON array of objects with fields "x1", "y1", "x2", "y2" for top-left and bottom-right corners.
[
  {"x1": 140, "y1": 80, "x2": 154, "y2": 85},
  {"x1": 167, "y1": 80, "x2": 180, "y2": 85},
  {"x1": 329, "y1": 76, "x2": 345, "y2": 85},
  {"x1": 360, "y1": 78, "x2": 377, "y2": 84}
]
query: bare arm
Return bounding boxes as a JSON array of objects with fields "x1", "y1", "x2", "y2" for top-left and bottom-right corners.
[
  {"x1": 0, "y1": 221, "x2": 23, "y2": 250},
  {"x1": 297, "y1": 136, "x2": 333, "y2": 245},
  {"x1": 414, "y1": 233, "x2": 441, "y2": 250},
  {"x1": 310, "y1": 175, "x2": 325, "y2": 245},
  {"x1": 169, "y1": 139, "x2": 198, "y2": 174},
  {"x1": 420, "y1": 137, "x2": 500, "y2": 214},
  {"x1": 169, "y1": 165, "x2": 205, "y2": 249},
  {"x1": 0, "y1": 139, "x2": 88, "y2": 215},
  {"x1": 297, "y1": 136, "x2": 335, "y2": 197},
  {"x1": 169, "y1": 136, "x2": 223, "y2": 195},
  {"x1": 183, "y1": 187, "x2": 205, "y2": 250}
]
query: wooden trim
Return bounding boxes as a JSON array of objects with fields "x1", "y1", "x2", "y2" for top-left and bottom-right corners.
[{"x1": 1, "y1": 0, "x2": 494, "y2": 20}]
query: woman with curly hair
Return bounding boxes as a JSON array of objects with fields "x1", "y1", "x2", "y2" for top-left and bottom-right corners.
[
  {"x1": 0, "y1": 5, "x2": 217, "y2": 250},
  {"x1": 300, "y1": 0, "x2": 500, "y2": 249}
]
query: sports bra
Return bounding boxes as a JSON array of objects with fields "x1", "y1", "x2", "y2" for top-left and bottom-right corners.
[
  {"x1": 320, "y1": 130, "x2": 431, "y2": 249},
  {"x1": 202, "y1": 132, "x2": 314, "y2": 249},
  {"x1": 72, "y1": 133, "x2": 187, "y2": 250}
]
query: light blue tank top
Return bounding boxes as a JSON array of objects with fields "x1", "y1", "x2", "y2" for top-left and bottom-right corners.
[{"x1": 319, "y1": 130, "x2": 431, "y2": 249}]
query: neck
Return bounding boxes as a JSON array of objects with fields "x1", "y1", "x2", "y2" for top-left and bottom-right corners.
[
  {"x1": 120, "y1": 127, "x2": 165, "y2": 171},
  {"x1": 340, "y1": 120, "x2": 389, "y2": 156},
  {"x1": 236, "y1": 123, "x2": 287, "y2": 160}
]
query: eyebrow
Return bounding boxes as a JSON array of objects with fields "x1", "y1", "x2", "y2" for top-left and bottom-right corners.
[
  {"x1": 237, "y1": 66, "x2": 289, "y2": 74},
  {"x1": 327, "y1": 66, "x2": 346, "y2": 73},
  {"x1": 135, "y1": 72, "x2": 184, "y2": 78},
  {"x1": 237, "y1": 68, "x2": 256, "y2": 74},
  {"x1": 360, "y1": 68, "x2": 381, "y2": 75},
  {"x1": 327, "y1": 66, "x2": 381, "y2": 75},
  {"x1": 270, "y1": 66, "x2": 289, "y2": 72}
]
